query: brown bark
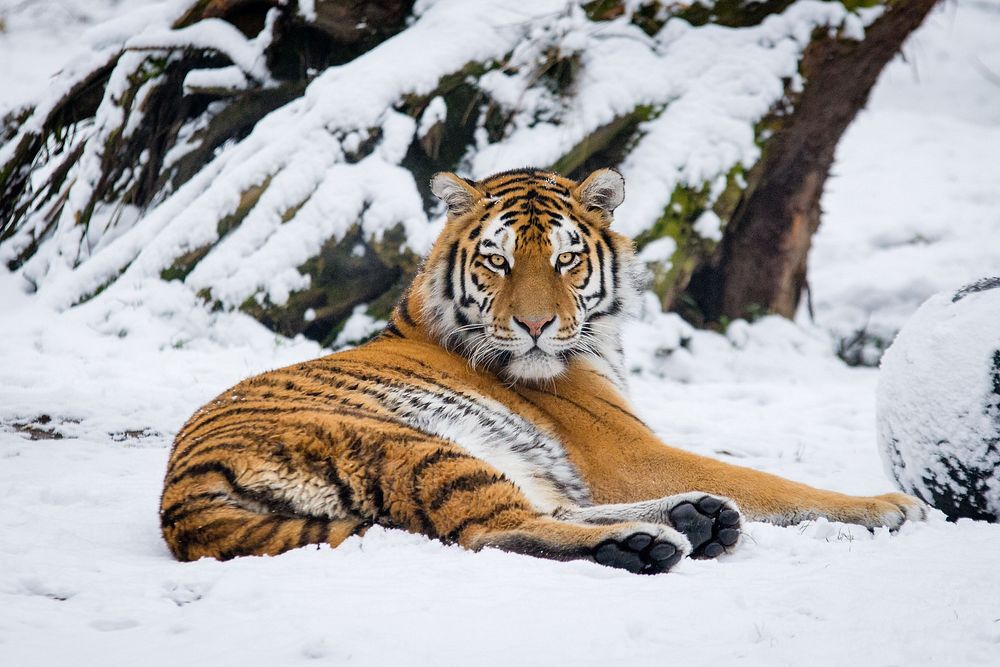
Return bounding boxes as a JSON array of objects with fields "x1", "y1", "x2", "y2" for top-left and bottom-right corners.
[{"x1": 687, "y1": 0, "x2": 940, "y2": 322}]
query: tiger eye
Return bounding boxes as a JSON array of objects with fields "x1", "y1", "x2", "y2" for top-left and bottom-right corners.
[
  {"x1": 558, "y1": 252, "x2": 577, "y2": 266},
  {"x1": 488, "y1": 255, "x2": 507, "y2": 268}
]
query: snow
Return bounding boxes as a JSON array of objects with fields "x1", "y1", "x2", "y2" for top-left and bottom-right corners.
[
  {"x1": 127, "y1": 15, "x2": 275, "y2": 86},
  {"x1": 636, "y1": 236, "x2": 676, "y2": 264},
  {"x1": 184, "y1": 65, "x2": 250, "y2": 94},
  {"x1": 877, "y1": 278, "x2": 1000, "y2": 521},
  {"x1": 2, "y1": 1, "x2": 1000, "y2": 664},
  {"x1": 3, "y1": 275, "x2": 1000, "y2": 664},
  {"x1": 0, "y1": 0, "x2": 170, "y2": 117},
  {"x1": 692, "y1": 209, "x2": 723, "y2": 242},
  {"x1": 0, "y1": 0, "x2": 191, "y2": 136},
  {"x1": 333, "y1": 304, "x2": 388, "y2": 347},
  {"x1": 417, "y1": 96, "x2": 447, "y2": 139}
]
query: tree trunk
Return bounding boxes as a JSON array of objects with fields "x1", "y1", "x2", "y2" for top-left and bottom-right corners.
[{"x1": 685, "y1": 0, "x2": 940, "y2": 324}]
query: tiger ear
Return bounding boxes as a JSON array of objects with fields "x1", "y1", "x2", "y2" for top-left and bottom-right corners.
[
  {"x1": 574, "y1": 168, "x2": 625, "y2": 218},
  {"x1": 430, "y1": 172, "x2": 483, "y2": 217}
]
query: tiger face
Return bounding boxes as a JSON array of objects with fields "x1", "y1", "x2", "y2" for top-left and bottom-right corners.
[{"x1": 419, "y1": 168, "x2": 640, "y2": 384}]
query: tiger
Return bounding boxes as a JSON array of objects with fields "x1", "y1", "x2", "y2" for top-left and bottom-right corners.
[{"x1": 160, "y1": 167, "x2": 927, "y2": 574}]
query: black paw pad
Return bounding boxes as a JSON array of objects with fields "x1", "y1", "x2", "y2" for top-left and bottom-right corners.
[
  {"x1": 697, "y1": 496, "x2": 723, "y2": 515},
  {"x1": 593, "y1": 532, "x2": 682, "y2": 575},
  {"x1": 668, "y1": 496, "x2": 743, "y2": 560}
]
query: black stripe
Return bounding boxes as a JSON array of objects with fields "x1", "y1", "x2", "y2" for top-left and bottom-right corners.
[
  {"x1": 367, "y1": 443, "x2": 388, "y2": 518},
  {"x1": 538, "y1": 183, "x2": 571, "y2": 197},
  {"x1": 343, "y1": 434, "x2": 386, "y2": 518},
  {"x1": 491, "y1": 185, "x2": 530, "y2": 198},
  {"x1": 593, "y1": 393, "x2": 648, "y2": 428},
  {"x1": 532, "y1": 193, "x2": 559, "y2": 209},
  {"x1": 442, "y1": 502, "x2": 529, "y2": 543},
  {"x1": 517, "y1": 385, "x2": 605, "y2": 423},
  {"x1": 169, "y1": 424, "x2": 275, "y2": 469},
  {"x1": 576, "y1": 254, "x2": 595, "y2": 291},
  {"x1": 444, "y1": 241, "x2": 459, "y2": 299},
  {"x1": 160, "y1": 491, "x2": 230, "y2": 528},
  {"x1": 213, "y1": 516, "x2": 283, "y2": 560},
  {"x1": 482, "y1": 167, "x2": 538, "y2": 182},
  {"x1": 324, "y1": 360, "x2": 472, "y2": 407},
  {"x1": 411, "y1": 448, "x2": 473, "y2": 486},
  {"x1": 409, "y1": 448, "x2": 475, "y2": 536},
  {"x1": 166, "y1": 461, "x2": 303, "y2": 518},
  {"x1": 298, "y1": 517, "x2": 327, "y2": 548},
  {"x1": 428, "y1": 470, "x2": 506, "y2": 511},
  {"x1": 592, "y1": 241, "x2": 608, "y2": 304},
  {"x1": 243, "y1": 515, "x2": 285, "y2": 552},
  {"x1": 381, "y1": 321, "x2": 405, "y2": 338},
  {"x1": 307, "y1": 425, "x2": 359, "y2": 512},
  {"x1": 398, "y1": 293, "x2": 418, "y2": 327},
  {"x1": 191, "y1": 515, "x2": 269, "y2": 561},
  {"x1": 181, "y1": 405, "x2": 295, "y2": 441},
  {"x1": 168, "y1": 429, "x2": 278, "y2": 476},
  {"x1": 601, "y1": 227, "x2": 618, "y2": 295},
  {"x1": 252, "y1": 375, "x2": 326, "y2": 399},
  {"x1": 458, "y1": 247, "x2": 468, "y2": 303}
]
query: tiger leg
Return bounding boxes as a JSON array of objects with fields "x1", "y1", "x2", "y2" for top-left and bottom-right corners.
[
  {"x1": 553, "y1": 492, "x2": 743, "y2": 559},
  {"x1": 469, "y1": 516, "x2": 691, "y2": 574},
  {"x1": 377, "y1": 434, "x2": 692, "y2": 574},
  {"x1": 163, "y1": 414, "x2": 690, "y2": 572}
]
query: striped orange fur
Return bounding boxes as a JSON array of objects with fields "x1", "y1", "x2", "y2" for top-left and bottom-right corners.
[{"x1": 160, "y1": 168, "x2": 925, "y2": 574}]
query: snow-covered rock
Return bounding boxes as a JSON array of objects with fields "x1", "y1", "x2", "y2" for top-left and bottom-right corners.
[{"x1": 877, "y1": 277, "x2": 1000, "y2": 522}]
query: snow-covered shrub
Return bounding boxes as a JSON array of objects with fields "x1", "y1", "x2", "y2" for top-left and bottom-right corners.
[{"x1": 877, "y1": 277, "x2": 1000, "y2": 522}]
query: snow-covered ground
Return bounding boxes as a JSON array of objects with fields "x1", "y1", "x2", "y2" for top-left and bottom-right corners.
[{"x1": 2, "y1": 1, "x2": 1000, "y2": 665}]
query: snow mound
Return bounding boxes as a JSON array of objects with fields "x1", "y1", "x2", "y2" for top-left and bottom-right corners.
[{"x1": 877, "y1": 277, "x2": 1000, "y2": 522}]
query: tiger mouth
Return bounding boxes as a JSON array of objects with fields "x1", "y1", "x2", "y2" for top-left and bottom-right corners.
[
  {"x1": 461, "y1": 330, "x2": 577, "y2": 381},
  {"x1": 492, "y1": 342, "x2": 577, "y2": 383}
]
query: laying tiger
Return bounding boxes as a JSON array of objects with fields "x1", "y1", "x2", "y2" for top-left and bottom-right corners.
[{"x1": 160, "y1": 167, "x2": 926, "y2": 574}]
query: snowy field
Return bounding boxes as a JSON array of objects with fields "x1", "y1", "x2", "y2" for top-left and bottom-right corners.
[{"x1": 2, "y1": 1, "x2": 1000, "y2": 665}]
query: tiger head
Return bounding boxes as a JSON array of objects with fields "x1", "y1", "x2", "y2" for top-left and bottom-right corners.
[{"x1": 411, "y1": 167, "x2": 642, "y2": 385}]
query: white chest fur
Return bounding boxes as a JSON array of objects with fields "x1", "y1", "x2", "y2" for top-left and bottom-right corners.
[{"x1": 379, "y1": 385, "x2": 591, "y2": 512}]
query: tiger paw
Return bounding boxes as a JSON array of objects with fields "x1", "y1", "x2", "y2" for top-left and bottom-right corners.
[
  {"x1": 848, "y1": 492, "x2": 928, "y2": 530},
  {"x1": 592, "y1": 524, "x2": 689, "y2": 575},
  {"x1": 664, "y1": 493, "x2": 742, "y2": 559}
]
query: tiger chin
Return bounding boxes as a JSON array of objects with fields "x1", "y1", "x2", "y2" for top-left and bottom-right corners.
[{"x1": 160, "y1": 167, "x2": 927, "y2": 575}]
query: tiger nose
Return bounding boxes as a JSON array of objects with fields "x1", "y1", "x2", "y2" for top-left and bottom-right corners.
[{"x1": 514, "y1": 315, "x2": 555, "y2": 339}]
